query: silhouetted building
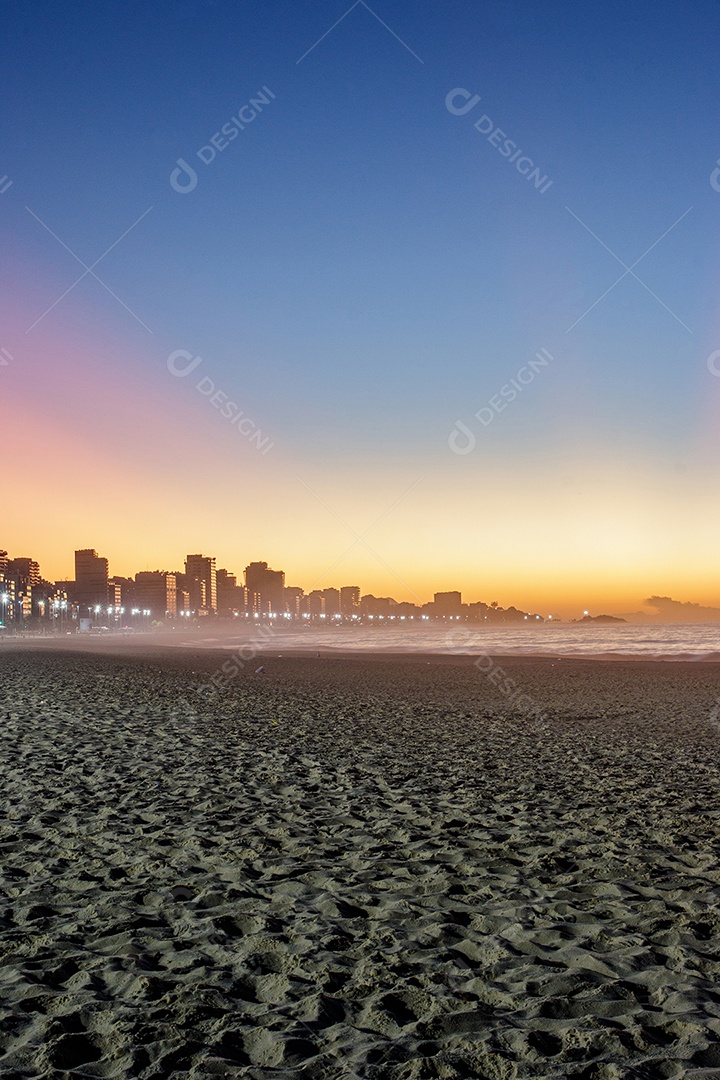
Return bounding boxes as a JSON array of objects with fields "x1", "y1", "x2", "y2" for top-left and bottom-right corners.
[
  {"x1": 112, "y1": 577, "x2": 137, "y2": 611},
  {"x1": 245, "y1": 561, "x2": 285, "y2": 614},
  {"x1": 217, "y1": 569, "x2": 247, "y2": 616},
  {"x1": 396, "y1": 602, "x2": 421, "y2": 617},
  {"x1": 135, "y1": 572, "x2": 177, "y2": 618},
  {"x1": 340, "y1": 586, "x2": 360, "y2": 615},
  {"x1": 284, "y1": 586, "x2": 304, "y2": 617},
  {"x1": 185, "y1": 554, "x2": 217, "y2": 615},
  {"x1": 108, "y1": 580, "x2": 123, "y2": 612},
  {"x1": 307, "y1": 589, "x2": 325, "y2": 616},
  {"x1": 323, "y1": 588, "x2": 340, "y2": 616},
  {"x1": 173, "y1": 573, "x2": 195, "y2": 616},
  {"x1": 6, "y1": 558, "x2": 41, "y2": 621},
  {"x1": 29, "y1": 578, "x2": 57, "y2": 620},
  {"x1": 8, "y1": 558, "x2": 40, "y2": 587},
  {"x1": 434, "y1": 591, "x2": 462, "y2": 615},
  {"x1": 360, "y1": 594, "x2": 397, "y2": 616},
  {"x1": 74, "y1": 549, "x2": 110, "y2": 612}
]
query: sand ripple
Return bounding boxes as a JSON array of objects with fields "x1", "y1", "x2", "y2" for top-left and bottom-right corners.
[{"x1": 1, "y1": 650, "x2": 720, "y2": 1077}]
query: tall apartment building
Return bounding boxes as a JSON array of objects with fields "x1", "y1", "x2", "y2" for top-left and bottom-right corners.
[
  {"x1": 8, "y1": 558, "x2": 41, "y2": 587},
  {"x1": 6, "y1": 558, "x2": 41, "y2": 620},
  {"x1": 185, "y1": 554, "x2": 217, "y2": 614},
  {"x1": 245, "y1": 561, "x2": 285, "y2": 614},
  {"x1": 340, "y1": 585, "x2": 360, "y2": 615},
  {"x1": 74, "y1": 549, "x2": 110, "y2": 611},
  {"x1": 107, "y1": 580, "x2": 123, "y2": 611}
]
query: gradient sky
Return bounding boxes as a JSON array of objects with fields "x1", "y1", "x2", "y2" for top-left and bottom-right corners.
[{"x1": 2, "y1": 0, "x2": 719, "y2": 617}]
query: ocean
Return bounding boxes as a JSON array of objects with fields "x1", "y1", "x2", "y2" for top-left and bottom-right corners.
[{"x1": 178, "y1": 621, "x2": 720, "y2": 662}]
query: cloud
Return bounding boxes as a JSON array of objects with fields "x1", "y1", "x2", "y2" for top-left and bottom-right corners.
[{"x1": 643, "y1": 596, "x2": 720, "y2": 623}]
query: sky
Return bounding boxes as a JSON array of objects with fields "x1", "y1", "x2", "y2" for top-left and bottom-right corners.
[{"x1": 2, "y1": 0, "x2": 719, "y2": 618}]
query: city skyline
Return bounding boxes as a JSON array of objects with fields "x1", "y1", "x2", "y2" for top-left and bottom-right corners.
[
  {"x1": 2, "y1": 2, "x2": 719, "y2": 617},
  {"x1": 0, "y1": 545, "x2": 552, "y2": 621},
  {"x1": 2, "y1": 544, "x2": 719, "y2": 624}
]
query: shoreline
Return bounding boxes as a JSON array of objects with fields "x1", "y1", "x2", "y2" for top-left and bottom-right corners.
[{"x1": 3, "y1": 631, "x2": 720, "y2": 667}]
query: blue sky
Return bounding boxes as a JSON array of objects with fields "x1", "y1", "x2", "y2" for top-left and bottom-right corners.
[{"x1": 2, "y1": 0, "x2": 720, "y2": 610}]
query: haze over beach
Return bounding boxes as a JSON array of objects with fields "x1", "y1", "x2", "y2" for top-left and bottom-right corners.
[{"x1": 2, "y1": 2, "x2": 720, "y2": 1078}]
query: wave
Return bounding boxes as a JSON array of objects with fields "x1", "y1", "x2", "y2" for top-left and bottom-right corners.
[{"x1": 171, "y1": 623, "x2": 720, "y2": 662}]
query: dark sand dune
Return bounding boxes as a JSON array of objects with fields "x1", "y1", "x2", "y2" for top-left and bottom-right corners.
[{"x1": 1, "y1": 648, "x2": 720, "y2": 1077}]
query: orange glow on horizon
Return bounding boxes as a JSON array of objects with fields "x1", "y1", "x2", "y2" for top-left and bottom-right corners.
[{"x1": 3, "y1": 279, "x2": 719, "y2": 621}]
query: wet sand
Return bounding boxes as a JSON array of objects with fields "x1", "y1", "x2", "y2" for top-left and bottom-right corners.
[{"x1": 1, "y1": 646, "x2": 720, "y2": 1078}]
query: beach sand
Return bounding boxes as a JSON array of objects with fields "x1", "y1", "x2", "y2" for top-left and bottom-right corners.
[{"x1": 1, "y1": 645, "x2": 720, "y2": 1078}]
